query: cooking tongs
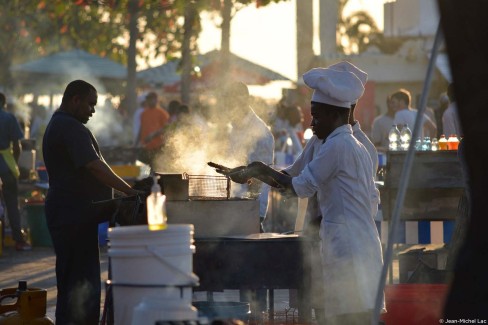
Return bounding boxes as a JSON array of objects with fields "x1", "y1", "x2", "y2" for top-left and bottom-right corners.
[{"x1": 92, "y1": 194, "x2": 144, "y2": 226}]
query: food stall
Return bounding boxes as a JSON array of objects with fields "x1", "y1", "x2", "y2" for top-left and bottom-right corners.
[
  {"x1": 378, "y1": 149, "x2": 465, "y2": 324},
  {"x1": 379, "y1": 149, "x2": 464, "y2": 275},
  {"x1": 154, "y1": 173, "x2": 313, "y2": 322},
  {"x1": 380, "y1": 150, "x2": 464, "y2": 222}
]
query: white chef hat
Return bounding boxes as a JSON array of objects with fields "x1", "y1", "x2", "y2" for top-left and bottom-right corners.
[
  {"x1": 302, "y1": 67, "x2": 364, "y2": 108},
  {"x1": 329, "y1": 61, "x2": 368, "y2": 104}
]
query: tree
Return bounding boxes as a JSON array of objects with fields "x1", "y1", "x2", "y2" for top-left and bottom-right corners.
[
  {"x1": 336, "y1": 0, "x2": 406, "y2": 55},
  {"x1": 337, "y1": 9, "x2": 381, "y2": 54},
  {"x1": 0, "y1": 1, "x2": 123, "y2": 90},
  {"x1": 0, "y1": 0, "x2": 193, "y2": 123},
  {"x1": 203, "y1": 0, "x2": 290, "y2": 87}
]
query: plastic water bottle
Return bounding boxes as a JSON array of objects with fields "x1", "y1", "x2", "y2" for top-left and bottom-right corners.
[
  {"x1": 422, "y1": 137, "x2": 431, "y2": 151},
  {"x1": 414, "y1": 138, "x2": 422, "y2": 151},
  {"x1": 399, "y1": 124, "x2": 412, "y2": 151},
  {"x1": 431, "y1": 138, "x2": 439, "y2": 151},
  {"x1": 146, "y1": 176, "x2": 167, "y2": 231},
  {"x1": 388, "y1": 125, "x2": 401, "y2": 151}
]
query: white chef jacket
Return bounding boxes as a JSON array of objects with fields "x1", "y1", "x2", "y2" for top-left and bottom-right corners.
[
  {"x1": 292, "y1": 124, "x2": 384, "y2": 317},
  {"x1": 352, "y1": 121, "x2": 378, "y2": 176},
  {"x1": 284, "y1": 123, "x2": 380, "y2": 225},
  {"x1": 229, "y1": 108, "x2": 274, "y2": 218},
  {"x1": 283, "y1": 135, "x2": 324, "y2": 228}
]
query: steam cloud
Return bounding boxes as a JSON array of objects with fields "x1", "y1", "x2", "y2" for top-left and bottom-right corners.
[{"x1": 152, "y1": 95, "x2": 272, "y2": 176}]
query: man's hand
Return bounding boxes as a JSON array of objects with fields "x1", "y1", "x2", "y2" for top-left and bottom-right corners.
[
  {"x1": 227, "y1": 166, "x2": 251, "y2": 184},
  {"x1": 208, "y1": 162, "x2": 251, "y2": 184},
  {"x1": 208, "y1": 162, "x2": 232, "y2": 175}
]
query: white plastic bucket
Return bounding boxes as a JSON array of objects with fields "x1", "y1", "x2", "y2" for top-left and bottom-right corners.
[
  {"x1": 108, "y1": 224, "x2": 194, "y2": 248},
  {"x1": 108, "y1": 224, "x2": 198, "y2": 325},
  {"x1": 132, "y1": 295, "x2": 199, "y2": 325}
]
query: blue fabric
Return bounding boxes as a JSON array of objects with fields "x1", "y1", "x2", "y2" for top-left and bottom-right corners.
[
  {"x1": 0, "y1": 110, "x2": 23, "y2": 173},
  {"x1": 443, "y1": 220, "x2": 455, "y2": 244},
  {"x1": 394, "y1": 220, "x2": 406, "y2": 243},
  {"x1": 418, "y1": 220, "x2": 431, "y2": 244},
  {"x1": 43, "y1": 111, "x2": 112, "y2": 225}
]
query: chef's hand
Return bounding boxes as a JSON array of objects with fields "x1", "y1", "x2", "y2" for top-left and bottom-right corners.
[
  {"x1": 228, "y1": 162, "x2": 268, "y2": 184},
  {"x1": 208, "y1": 162, "x2": 232, "y2": 175},
  {"x1": 227, "y1": 166, "x2": 251, "y2": 184}
]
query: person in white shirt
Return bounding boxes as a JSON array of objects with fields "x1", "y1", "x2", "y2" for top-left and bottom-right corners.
[
  {"x1": 221, "y1": 81, "x2": 274, "y2": 314},
  {"x1": 223, "y1": 82, "x2": 274, "y2": 225},
  {"x1": 132, "y1": 92, "x2": 148, "y2": 146},
  {"x1": 442, "y1": 83, "x2": 463, "y2": 137},
  {"x1": 371, "y1": 96, "x2": 396, "y2": 149},
  {"x1": 392, "y1": 89, "x2": 437, "y2": 138},
  {"x1": 212, "y1": 67, "x2": 385, "y2": 325}
]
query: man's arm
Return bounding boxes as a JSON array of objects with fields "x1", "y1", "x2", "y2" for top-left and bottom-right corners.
[
  {"x1": 86, "y1": 159, "x2": 140, "y2": 196},
  {"x1": 12, "y1": 139, "x2": 21, "y2": 163},
  {"x1": 233, "y1": 161, "x2": 295, "y2": 193}
]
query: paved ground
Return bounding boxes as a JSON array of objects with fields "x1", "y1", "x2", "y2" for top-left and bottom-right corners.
[
  {"x1": 0, "y1": 243, "x2": 400, "y2": 324},
  {"x1": 0, "y1": 245, "x2": 299, "y2": 323},
  {"x1": 0, "y1": 245, "x2": 109, "y2": 322}
]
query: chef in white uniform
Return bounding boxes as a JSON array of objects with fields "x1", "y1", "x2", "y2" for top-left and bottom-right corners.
[
  {"x1": 213, "y1": 66, "x2": 385, "y2": 325},
  {"x1": 281, "y1": 62, "x2": 381, "y2": 323}
]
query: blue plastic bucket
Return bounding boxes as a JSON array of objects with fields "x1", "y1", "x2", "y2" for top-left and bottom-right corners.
[
  {"x1": 98, "y1": 221, "x2": 109, "y2": 247},
  {"x1": 193, "y1": 301, "x2": 250, "y2": 321}
]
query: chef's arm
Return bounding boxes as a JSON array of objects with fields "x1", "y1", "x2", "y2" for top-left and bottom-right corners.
[{"x1": 86, "y1": 159, "x2": 142, "y2": 196}]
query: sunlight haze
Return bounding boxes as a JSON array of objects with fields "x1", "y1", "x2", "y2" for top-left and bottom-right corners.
[{"x1": 198, "y1": 0, "x2": 385, "y2": 83}]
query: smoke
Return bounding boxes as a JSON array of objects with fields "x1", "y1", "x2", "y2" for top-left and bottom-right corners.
[
  {"x1": 69, "y1": 279, "x2": 98, "y2": 324},
  {"x1": 153, "y1": 95, "x2": 272, "y2": 175},
  {"x1": 8, "y1": 98, "x2": 32, "y2": 132},
  {"x1": 152, "y1": 113, "x2": 230, "y2": 175},
  {"x1": 87, "y1": 98, "x2": 131, "y2": 147}
]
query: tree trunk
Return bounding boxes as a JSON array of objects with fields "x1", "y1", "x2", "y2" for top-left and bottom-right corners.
[
  {"x1": 296, "y1": 0, "x2": 314, "y2": 77},
  {"x1": 219, "y1": 0, "x2": 232, "y2": 87},
  {"x1": 0, "y1": 51, "x2": 13, "y2": 92},
  {"x1": 320, "y1": 0, "x2": 339, "y2": 56},
  {"x1": 126, "y1": 0, "x2": 138, "y2": 117},
  {"x1": 181, "y1": 2, "x2": 197, "y2": 104}
]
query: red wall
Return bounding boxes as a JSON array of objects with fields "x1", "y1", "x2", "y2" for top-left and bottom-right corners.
[{"x1": 356, "y1": 81, "x2": 376, "y2": 135}]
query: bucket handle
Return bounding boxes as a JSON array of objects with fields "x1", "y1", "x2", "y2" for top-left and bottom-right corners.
[{"x1": 145, "y1": 245, "x2": 199, "y2": 285}]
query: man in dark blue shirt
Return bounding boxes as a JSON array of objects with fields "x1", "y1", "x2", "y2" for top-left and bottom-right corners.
[
  {"x1": 43, "y1": 80, "x2": 141, "y2": 324},
  {"x1": 0, "y1": 92, "x2": 31, "y2": 251}
]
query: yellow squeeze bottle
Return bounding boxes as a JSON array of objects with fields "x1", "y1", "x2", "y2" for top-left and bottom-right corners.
[{"x1": 146, "y1": 176, "x2": 167, "y2": 231}]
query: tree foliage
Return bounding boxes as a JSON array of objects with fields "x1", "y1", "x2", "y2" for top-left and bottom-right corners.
[
  {"x1": 337, "y1": 0, "x2": 404, "y2": 55},
  {"x1": 0, "y1": 0, "x2": 289, "y2": 93},
  {"x1": 337, "y1": 10, "x2": 381, "y2": 54},
  {"x1": 0, "y1": 0, "x2": 189, "y2": 91}
]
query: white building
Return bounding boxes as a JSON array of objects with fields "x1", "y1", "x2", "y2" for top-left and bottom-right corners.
[{"x1": 296, "y1": 0, "x2": 451, "y2": 134}]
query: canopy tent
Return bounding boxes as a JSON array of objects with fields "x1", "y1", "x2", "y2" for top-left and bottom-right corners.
[
  {"x1": 11, "y1": 49, "x2": 128, "y2": 95},
  {"x1": 137, "y1": 50, "x2": 290, "y2": 92}
]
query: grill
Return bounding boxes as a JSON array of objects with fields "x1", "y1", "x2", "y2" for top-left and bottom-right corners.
[
  {"x1": 154, "y1": 172, "x2": 260, "y2": 237},
  {"x1": 155, "y1": 173, "x2": 232, "y2": 200},
  {"x1": 188, "y1": 175, "x2": 231, "y2": 199}
]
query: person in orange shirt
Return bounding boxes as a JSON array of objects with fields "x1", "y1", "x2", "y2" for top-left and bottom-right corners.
[{"x1": 137, "y1": 92, "x2": 170, "y2": 168}]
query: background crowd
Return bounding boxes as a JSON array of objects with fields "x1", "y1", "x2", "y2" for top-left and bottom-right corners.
[{"x1": 0, "y1": 80, "x2": 459, "y2": 250}]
